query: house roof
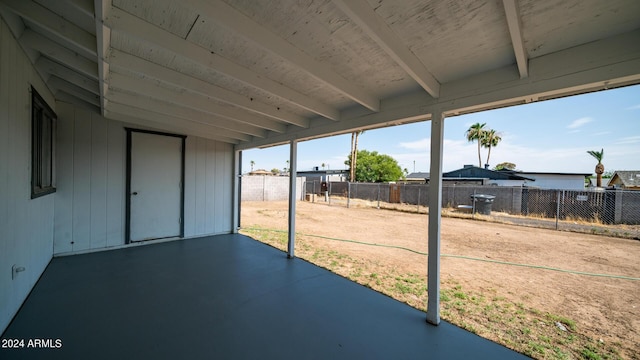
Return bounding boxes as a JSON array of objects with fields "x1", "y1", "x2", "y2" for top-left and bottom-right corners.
[
  {"x1": 406, "y1": 172, "x2": 430, "y2": 179},
  {"x1": 1, "y1": 1, "x2": 639, "y2": 149},
  {"x1": 444, "y1": 167, "x2": 535, "y2": 181},
  {"x1": 608, "y1": 171, "x2": 640, "y2": 187},
  {"x1": 508, "y1": 171, "x2": 592, "y2": 177}
]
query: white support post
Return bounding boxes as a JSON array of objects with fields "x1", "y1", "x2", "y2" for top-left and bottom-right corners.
[
  {"x1": 287, "y1": 140, "x2": 298, "y2": 258},
  {"x1": 427, "y1": 112, "x2": 444, "y2": 325},
  {"x1": 232, "y1": 149, "x2": 242, "y2": 233}
]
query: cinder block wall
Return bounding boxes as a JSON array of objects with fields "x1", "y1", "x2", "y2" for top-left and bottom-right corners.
[{"x1": 241, "y1": 175, "x2": 305, "y2": 201}]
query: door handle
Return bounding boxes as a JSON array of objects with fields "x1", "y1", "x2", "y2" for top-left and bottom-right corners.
[{"x1": 131, "y1": 192, "x2": 138, "y2": 196}]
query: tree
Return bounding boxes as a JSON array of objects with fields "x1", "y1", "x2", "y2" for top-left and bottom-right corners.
[
  {"x1": 465, "y1": 123, "x2": 486, "y2": 167},
  {"x1": 270, "y1": 168, "x2": 280, "y2": 175},
  {"x1": 481, "y1": 129, "x2": 502, "y2": 168},
  {"x1": 321, "y1": 163, "x2": 326, "y2": 170},
  {"x1": 349, "y1": 130, "x2": 364, "y2": 181},
  {"x1": 587, "y1": 148, "x2": 605, "y2": 187},
  {"x1": 345, "y1": 150, "x2": 403, "y2": 182},
  {"x1": 494, "y1": 162, "x2": 516, "y2": 171},
  {"x1": 250, "y1": 160, "x2": 255, "y2": 172}
]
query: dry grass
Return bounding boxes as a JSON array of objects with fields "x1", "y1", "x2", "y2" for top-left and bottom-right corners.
[{"x1": 241, "y1": 227, "x2": 627, "y2": 360}]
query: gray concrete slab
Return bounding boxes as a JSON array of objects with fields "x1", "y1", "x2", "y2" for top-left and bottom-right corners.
[{"x1": 1, "y1": 234, "x2": 529, "y2": 359}]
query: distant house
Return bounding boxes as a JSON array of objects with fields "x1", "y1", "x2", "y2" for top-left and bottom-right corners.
[
  {"x1": 410, "y1": 165, "x2": 589, "y2": 190},
  {"x1": 403, "y1": 172, "x2": 430, "y2": 184},
  {"x1": 296, "y1": 169, "x2": 348, "y2": 182},
  {"x1": 607, "y1": 171, "x2": 640, "y2": 190},
  {"x1": 441, "y1": 166, "x2": 535, "y2": 186},
  {"x1": 248, "y1": 169, "x2": 273, "y2": 176},
  {"x1": 509, "y1": 171, "x2": 590, "y2": 190}
]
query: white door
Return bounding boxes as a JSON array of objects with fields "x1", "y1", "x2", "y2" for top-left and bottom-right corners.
[{"x1": 130, "y1": 132, "x2": 183, "y2": 242}]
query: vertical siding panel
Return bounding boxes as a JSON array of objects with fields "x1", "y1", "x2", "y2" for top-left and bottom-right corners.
[
  {"x1": 53, "y1": 102, "x2": 75, "y2": 253},
  {"x1": 183, "y1": 136, "x2": 196, "y2": 237},
  {"x1": 214, "y1": 141, "x2": 225, "y2": 233},
  {"x1": 72, "y1": 108, "x2": 92, "y2": 251},
  {"x1": 195, "y1": 138, "x2": 206, "y2": 235},
  {"x1": 106, "y1": 119, "x2": 124, "y2": 247},
  {"x1": 0, "y1": 18, "x2": 55, "y2": 333},
  {"x1": 223, "y1": 143, "x2": 233, "y2": 232},
  {"x1": 0, "y1": 22, "x2": 10, "y2": 275},
  {"x1": 90, "y1": 114, "x2": 107, "y2": 248},
  {"x1": 205, "y1": 140, "x2": 216, "y2": 234}
]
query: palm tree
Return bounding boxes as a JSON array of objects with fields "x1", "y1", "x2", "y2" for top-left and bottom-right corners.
[
  {"x1": 587, "y1": 149, "x2": 605, "y2": 187},
  {"x1": 482, "y1": 129, "x2": 502, "y2": 168},
  {"x1": 250, "y1": 160, "x2": 255, "y2": 172},
  {"x1": 465, "y1": 123, "x2": 486, "y2": 167},
  {"x1": 321, "y1": 163, "x2": 326, "y2": 170},
  {"x1": 349, "y1": 130, "x2": 364, "y2": 181}
]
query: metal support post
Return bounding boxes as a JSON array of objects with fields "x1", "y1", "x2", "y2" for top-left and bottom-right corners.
[
  {"x1": 427, "y1": 111, "x2": 444, "y2": 325},
  {"x1": 287, "y1": 140, "x2": 298, "y2": 259}
]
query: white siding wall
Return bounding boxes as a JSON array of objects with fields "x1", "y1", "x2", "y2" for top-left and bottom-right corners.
[
  {"x1": 183, "y1": 137, "x2": 234, "y2": 237},
  {"x1": 54, "y1": 102, "x2": 126, "y2": 253},
  {"x1": 518, "y1": 173, "x2": 586, "y2": 190},
  {"x1": 0, "y1": 19, "x2": 56, "y2": 333},
  {"x1": 54, "y1": 103, "x2": 235, "y2": 254}
]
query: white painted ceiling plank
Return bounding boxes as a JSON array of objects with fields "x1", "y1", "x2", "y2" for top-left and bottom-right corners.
[
  {"x1": 19, "y1": 29, "x2": 99, "y2": 80},
  {"x1": 107, "y1": 102, "x2": 253, "y2": 142},
  {"x1": 109, "y1": 49, "x2": 309, "y2": 128},
  {"x1": 332, "y1": 0, "x2": 441, "y2": 99},
  {"x1": 36, "y1": 56, "x2": 100, "y2": 94},
  {"x1": 503, "y1": 0, "x2": 528, "y2": 79},
  {"x1": 184, "y1": 0, "x2": 380, "y2": 112},
  {"x1": 32, "y1": 0, "x2": 95, "y2": 35},
  {"x1": 94, "y1": 0, "x2": 111, "y2": 115},
  {"x1": 108, "y1": 71, "x2": 286, "y2": 133},
  {"x1": 105, "y1": 110, "x2": 240, "y2": 144},
  {"x1": 106, "y1": 6, "x2": 340, "y2": 121},
  {"x1": 2, "y1": 0, "x2": 97, "y2": 58},
  {"x1": 106, "y1": 88, "x2": 269, "y2": 138}
]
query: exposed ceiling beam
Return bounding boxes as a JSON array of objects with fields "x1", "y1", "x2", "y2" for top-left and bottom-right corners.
[
  {"x1": 106, "y1": 6, "x2": 340, "y2": 121},
  {"x1": 238, "y1": 29, "x2": 640, "y2": 150},
  {"x1": 107, "y1": 102, "x2": 253, "y2": 142},
  {"x1": 56, "y1": 90, "x2": 101, "y2": 113},
  {"x1": 104, "y1": 110, "x2": 240, "y2": 144},
  {"x1": 19, "y1": 29, "x2": 99, "y2": 80},
  {"x1": 184, "y1": 0, "x2": 380, "y2": 112},
  {"x1": 69, "y1": 0, "x2": 94, "y2": 18},
  {"x1": 236, "y1": 91, "x2": 432, "y2": 150},
  {"x1": 106, "y1": 88, "x2": 269, "y2": 138},
  {"x1": 48, "y1": 76, "x2": 101, "y2": 106},
  {"x1": 1, "y1": 0, "x2": 97, "y2": 59},
  {"x1": 94, "y1": 0, "x2": 111, "y2": 115},
  {"x1": 35, "y1": 56, "x2": 100, "y2": 94},
  {"x1": 502, "y1": 0, "x2": 528, "y2": 79},
  {"x1": 109, "y1": 49, "x2": 309, "y2": 128},
  {"x1": 332, "y1": 0, "x2": 440, "y2": 99},
  {"x1": 108, "y1": 71, "x2": 286, "y2": 133}
]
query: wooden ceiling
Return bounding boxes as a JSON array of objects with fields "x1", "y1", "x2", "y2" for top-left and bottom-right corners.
[{"x1": 1, "y1": 0, "x2": 639, "y2": 148}]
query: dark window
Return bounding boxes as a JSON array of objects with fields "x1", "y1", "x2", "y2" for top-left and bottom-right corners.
[{"x1": 31, "y1": 87, "x2": 56, "y2": 199}]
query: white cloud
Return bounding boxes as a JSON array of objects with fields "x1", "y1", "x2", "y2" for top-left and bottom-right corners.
[
  {"x1": 615, "y1": 136, "x2": 640, "y2": 145},
  {"x1": 591, "y1": 131, "x2": 611, "y2": 136},
  {"x1": 566, "y1": 117, "x2": 593, "y2": 129},
  {"x1": 626, "y1": 104, "x2": 640, "y2": 110},
  {"x1": 398, "y1": 138, "x2": 429, "y2": 151}
]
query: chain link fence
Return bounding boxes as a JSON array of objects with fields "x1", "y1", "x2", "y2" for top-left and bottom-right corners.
[{"x1": 304, "y1": 180, "x2": 640, "y2": 238}]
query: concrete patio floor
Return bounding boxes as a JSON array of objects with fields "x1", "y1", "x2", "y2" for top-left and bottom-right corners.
[{"x1": 1, "y1": 234, "x2": 529, "y2": 359}]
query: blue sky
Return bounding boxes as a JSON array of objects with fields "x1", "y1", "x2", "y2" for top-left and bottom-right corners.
[{"x1": 243, "y1": 84, "x2": 640, "y2": 175}]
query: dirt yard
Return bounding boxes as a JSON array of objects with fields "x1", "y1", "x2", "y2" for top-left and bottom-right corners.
[{"x1": 241, "y1": 200, "x2": 640, "y2": 359}]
